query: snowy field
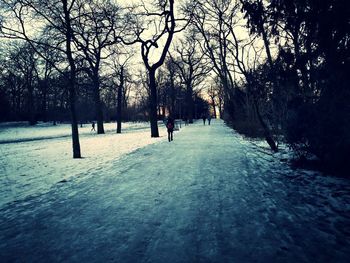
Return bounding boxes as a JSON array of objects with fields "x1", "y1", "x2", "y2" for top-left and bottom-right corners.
[
  {"x1": 0, "y1": 121, "x2": 151, "y2": 143},
  {"x1": 0, "y1": 121, "x2": 167, "y2": 207},
  {"x1": 0, "y1": 119, "x2": 349, "y2": 262}
]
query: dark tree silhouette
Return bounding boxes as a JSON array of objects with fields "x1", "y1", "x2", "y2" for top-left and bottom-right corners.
[
  {"x1": 73, "y1": 0, "x2": 122, "y2": 134},
  {"x1": 170, "y1": 32, "x2": 211, "y2": 123},
  {"x1": 241, "y1": 0, "x2": 350, "y2": 172},
  {"x1": 116, "y1": 65, "x2": 124, "y2": 134},
  {"x1": 125, "y1": 0, "x2": 187, "y2": 137},
  {"x1": 187, "y1": 0, "x2": 278, "y2": 151},
  {"x1": 1, "y1": 0, "x2": 85, "y2": 158}
]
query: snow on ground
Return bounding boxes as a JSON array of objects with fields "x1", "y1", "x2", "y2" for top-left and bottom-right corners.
[
  {"x1": 0, "y1": 119, "x2": 349, "y2": 262},
  {"x1": 0, "y1": 121, "x2": 167, "y2": 207},
  {"x1": 0, "y1": 121, "x2": 150, "y2": 143}
]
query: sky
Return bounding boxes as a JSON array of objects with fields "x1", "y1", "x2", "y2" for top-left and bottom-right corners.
[{"x1": 0, "y1": 0, "x2": 271, "y2": 97}]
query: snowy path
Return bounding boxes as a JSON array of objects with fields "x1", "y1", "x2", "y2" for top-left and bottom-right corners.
[{"x1": 1, "y1": 120, "x2": 349, "y2": 263}]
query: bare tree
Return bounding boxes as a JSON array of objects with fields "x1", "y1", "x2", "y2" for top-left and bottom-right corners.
[
  {"x1": 124, "y1": 0, "x2": 187, "y2": 137},
  {"x1": 186, "y1": 0, "x2": 278, "y2": 151},
  {"x1": 170, "y1": 32, "x2": 211, "y2": 123},
  {"x1": 163, "y1": 59, "x2": 177, "y2": 116},
  {"x1": 12, "y1": 44, "x2": 38, "y2": 125},
  {"x1": 185, "y1": 0, "x2": 237, "y2": 99},
  {"x1": 73, "y1": 0, "x2": 123, "y2": 134},
  {"x1": 0, "y1": 0, "x2": 87, "y2": 157},
  {"x1": 207, "y1": 84, "x2": 217, "y2": 118},
  {"x1": 0, "y1": 42, "x2": 33, "y2": 121},
  {"x1": 106, "y1": 46, "x2": 135, "y2": 133}
]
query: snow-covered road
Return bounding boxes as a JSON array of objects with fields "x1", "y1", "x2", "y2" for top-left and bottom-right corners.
[{"x1": 1, "y1": 120, "x2": 349, "y2": 262}]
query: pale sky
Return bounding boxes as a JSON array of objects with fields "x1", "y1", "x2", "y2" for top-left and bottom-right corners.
[
  {"x1": 111, "y1": 0, "x2": 271, "y2": 96},
  {"x1": 1, "y1": 0, "x2": 272, "y2": 95}
]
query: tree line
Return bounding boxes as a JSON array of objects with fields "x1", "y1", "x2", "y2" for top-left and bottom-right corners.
[
  {"x1": 0, "y1": 0, "x2": 211, "y2": 158},
  {"x1": 1, "y1": 0, "x2": 349, "y2": 174},
  {"x1": 184, "y1": 0, "x2": 349, "y2": 174}
]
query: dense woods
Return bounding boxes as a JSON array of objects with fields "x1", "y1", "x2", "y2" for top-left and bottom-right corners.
[
  {"x1": 0, "y1": 0, "x2": 349, "y2": 174},
  {"x1": 237, "y1": 0, "x2": 350, "y2": 174}
]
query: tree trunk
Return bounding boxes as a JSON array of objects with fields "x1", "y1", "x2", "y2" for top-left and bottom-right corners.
[
  {"x1": 26, "y1": 69, "x2": 36, "y2": 126},
  {"x1": 218, "y1": 95, "x2": 223, "y2": 119},
  {"x1": 170, "y1": 74, "x2": 176, "y2": 116},
  {"x1": 254, "y1": 26, "x2": 279, "y2": 152},
  {"x1": 92, "y1": 74, "x2": 105, "y2": 134},
  {"x1": 52, "y1": 89, "x2": 58, "y2": 125},
  {"x1": 211, "y1": 97, "x2": 217, "y2": 118},
  {"x1": 116, "y1": 66, "x2": 123, "y2": 134},
  {"x1": 41, "y1": 80, "x2": 48, "y2": 122},
  {"x1": 63, "y1": 0, "x2": 81, "y2": 158},
  {"x1": 149, "y1": 69, "x2": 159, "y2": 137},
  {"x1": 27, "y1": 83, "x2": 36, "y2": 126},
  {"x1": 254, "y1": 101, "x2": 278, "y2": 152},
  {"x1": 260, "y1": 22, "x2": 273, "y2": 68},
  {"x1": 186, "y1": 83, "x2": 194, "y2": 123},
  {"x1": 68, "y1": 77, "x2": 81, "y2": 158}
]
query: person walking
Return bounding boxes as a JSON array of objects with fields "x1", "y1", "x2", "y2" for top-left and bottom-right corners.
[
  {"x1": 91, "y1": 121, "x2": 96, "y2": 131},
  {"x1": 202, "y1": 114, "x2": 206, "y2": 125},
  {"x1": 166, "y1": 117, "x2": 175, "y2": 142},
  {"x1": 207, "y1": 114, "x2": 212, "y2": 125},
  {"x1": 184, "y1": 116, "x2": 189, "y2": 126}
]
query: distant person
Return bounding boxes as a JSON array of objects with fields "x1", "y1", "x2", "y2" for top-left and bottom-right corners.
[
  {"x1": 166, "y1": 117, "x2": 174, "y2": 142},
  {"x1": 91, "y1": 121, "x2": 96, "y2": 131},
  {"x1": 202, "y1": 114, "x2": 206, "y2": 125},
  {"x1": 184, "y1": 116, "x2": 189, "y2": 126},
  {"x1": 208, "y1": 114, "x2": 212, "y2": 125}
]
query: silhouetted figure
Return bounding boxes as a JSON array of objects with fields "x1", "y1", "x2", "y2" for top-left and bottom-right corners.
[
  {"x1": 91, "y1": 121, "x2": 96, "y2": 131},
  {"x1": 208, "y1": 114, "x2": 212, "y2": 125},
  {"x1": 166, "y1": 117, "x2": 174, "y2": 142},
  {"x1": 202, "y1": 114, "x2": 206, "y2": 125},
  {"x1": 184, "y1": 117, "x2": 189, "y2": 126}
]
